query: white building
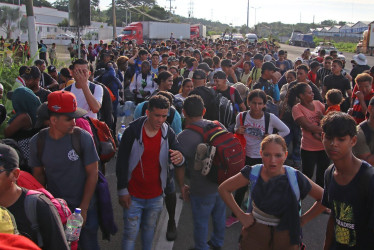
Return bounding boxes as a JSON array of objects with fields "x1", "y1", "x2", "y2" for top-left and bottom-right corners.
[{"x1": 0, "y1": 2, "x2": 121, "y2": 42}]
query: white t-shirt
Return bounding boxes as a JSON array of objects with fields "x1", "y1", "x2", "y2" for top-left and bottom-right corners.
[
  {"x1": 69, "y1": 82, "x2": 103, "y2": 119},
  {"x1": 235, "y1": 111, "x2": 290, "y2": 158}
]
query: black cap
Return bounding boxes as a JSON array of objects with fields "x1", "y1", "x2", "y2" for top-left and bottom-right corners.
[
  {"x1": 197, "y1": 62, "x2": 213, "y2": 72},
  {"x1": 0, "y1": 144, "x2": 19, "y2": 170},
  {"x1": 192, "y1": 69, "x2": 207, "y2": 80},
  {"x1": 213, "y1": 70, "x2": 227, "y2": 80},
  {"x1": 261, "y1": 62, "x2": 279, "y2": 72},
  {"x1": 253, "y1": 53, "x2": 264, "y2": 60},
  {"x1": 47, "y1": 65, "x2": 57, "y2": 73}
]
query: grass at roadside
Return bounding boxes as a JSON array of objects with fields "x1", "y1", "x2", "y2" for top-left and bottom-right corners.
[{"x1": 313, "y1": 37, "x2": 357, "y2": 53}]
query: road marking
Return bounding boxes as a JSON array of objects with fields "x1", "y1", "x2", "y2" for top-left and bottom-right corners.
[{"x1": 152, "y1": 193, "x2": 184, "y2": 250}]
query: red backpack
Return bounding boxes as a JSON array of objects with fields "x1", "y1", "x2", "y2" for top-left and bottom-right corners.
[
  {"x1": 186, "y1": 121, "x2": 246, "y2": 184},
  {"x1": 85, "y1": 117, "x2": 117, "y2": 163}
]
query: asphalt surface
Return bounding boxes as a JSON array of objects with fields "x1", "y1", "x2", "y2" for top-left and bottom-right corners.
[{"x1": 98, "y1": 46, "x2": 374, "y2": 250}]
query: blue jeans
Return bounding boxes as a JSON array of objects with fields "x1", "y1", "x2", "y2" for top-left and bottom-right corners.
[
  {"x1": 122, "y1": 195, "x2": 163, "y2": 250},
  {"x1": 79, "y1": 196, "x2": 99, "y2": 250},
  {"x1": 190, "y1": 192, "x2": 226, "y2": 250}
]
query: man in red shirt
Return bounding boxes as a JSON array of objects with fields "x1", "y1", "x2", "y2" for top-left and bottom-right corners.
[{"x1": 116, "y1": 95, "x2": 185, "y2": 250}]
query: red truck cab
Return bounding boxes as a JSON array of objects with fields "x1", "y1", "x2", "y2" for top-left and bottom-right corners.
[
  {"x1": 190, "y1": 24, "x2": 200, "y2": 40},
  {"x1": 120, "y1": 22, "x2": 144, "y2": 44}
]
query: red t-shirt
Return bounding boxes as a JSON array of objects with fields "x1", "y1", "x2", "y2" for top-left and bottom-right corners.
[
  {"x1": 128, "y1": 127, "x2": 163, "y2": 199},
  {"x1": 308, "y1": 71, "x2": 317, "y2": 84},
  {"x1": 352, "y1": 91, "x2": 374, "y2": 124}
]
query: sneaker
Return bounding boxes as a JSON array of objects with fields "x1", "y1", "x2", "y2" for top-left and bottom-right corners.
[
  {"x1": 166, "y1": 219, "x2": 177, "y2": 241},
  {"x1": 201, "y1": 146, "x2": 216, "y2": 176},
  {"x1": 194, "y1": 143, "x2": 208, "y2": 170},
  {"x1": 225, "y1": 216, "x2": 239, "y2": 228}
]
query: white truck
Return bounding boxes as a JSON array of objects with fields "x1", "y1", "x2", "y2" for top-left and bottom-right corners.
[{"x1": 118, "y1": 22, "x2": 191, "y2": 44}]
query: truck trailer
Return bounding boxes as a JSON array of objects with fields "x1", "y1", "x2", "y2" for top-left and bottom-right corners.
[{"x1": 118, "y1": 22, "x2": 206, "y2": 44}]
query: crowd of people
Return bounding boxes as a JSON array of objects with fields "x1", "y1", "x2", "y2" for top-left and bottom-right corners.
[{"x1": 0, "y1": 35, "x2": 374, "y2": 250}]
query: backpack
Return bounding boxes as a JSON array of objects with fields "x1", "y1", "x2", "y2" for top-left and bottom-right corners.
[
  {"x1": 246, "y1": 164, "x2": 301, "y2": 214},
  {"x1": 186, "y1": 120, "x2": 245, "y2": 184},
  {"x1": 215, "y1": 93, "x2": 234, "y2": 130},
  {"x1": 213, "y1": 87, "x2": 235, "y2": 129},
  {"x1": 141, "y1": 101, "x2": 176, "y2": 125},
  {"x1": 241, "y1": 111, "x2": 271, "y2": 135},
  {"x1": 85, "y1": 117, "x2": 117, "y2": 163},
  {"x1": 0, "y1": 206, "x2": 18, "y2": 234},
  {"x1": 24, "y1": 189, "x2": 75, "y2": 249},
  {"x1": 359, "y1": 120, "x2": 372, "y2": 145}
]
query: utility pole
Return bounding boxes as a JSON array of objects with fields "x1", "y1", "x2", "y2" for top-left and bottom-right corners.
[
  {"x1": 112, "y1": 0, "x2": 117, "y2": 40},
  {"x1": 246, "y1": 0, "x2": 249, "y2": 28},
  {"x1": 25, "y1": 0, "x2": 38, "y2": 61}
]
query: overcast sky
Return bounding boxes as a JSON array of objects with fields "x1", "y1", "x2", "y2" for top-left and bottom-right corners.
[{"x1": 96, "y1": 0, "x2": 374, "y2": 27}]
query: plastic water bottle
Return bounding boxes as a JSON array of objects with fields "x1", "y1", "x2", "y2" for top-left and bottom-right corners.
[
  {"x1": 65, "y1": 208, "x2": 83, "y2": 243},
  {"x1": 118, "y1": 125, "x2": 126, "y2": 142}
]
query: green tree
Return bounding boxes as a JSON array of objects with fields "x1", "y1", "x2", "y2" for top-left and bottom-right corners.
[
  {"x1": 321, "y1": 20, "x2": 336, "y2": 26},
  {"x1": 53, "y1": 0, "x2": 69, "y2": 12},
  {"x1": 57, "y1": 18, "x2": 69, "y2": 27},
  {"x1": 239, "y1": 24, "x2": 250, "y2": 34},
  {"x1": 0, "y1": 6, "x2": 21, "y2": 39}
]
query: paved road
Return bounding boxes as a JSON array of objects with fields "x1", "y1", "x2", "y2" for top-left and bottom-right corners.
[
  {"x1": 99, "y1": 153, "x2": 329, "y2": 250},
  {"x1": 96, "y1": 45, "x2": 374, "y2": 250},
  {"x1": 280, "y1": 43, "x2": 374, "y2": 73}
]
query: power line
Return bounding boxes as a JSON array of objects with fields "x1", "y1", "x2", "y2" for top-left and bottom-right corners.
[{"x1": 120, "y1": 0, "x2": 172, "y2": 22}]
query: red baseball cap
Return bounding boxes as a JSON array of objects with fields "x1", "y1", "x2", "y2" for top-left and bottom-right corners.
[{"x1": 47, "y1": 91, "x2": 87, "y2": 118}]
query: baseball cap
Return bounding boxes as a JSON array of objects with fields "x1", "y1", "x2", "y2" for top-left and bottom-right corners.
[
  {"x1": 253, "y1": 54, "x2": 264, "y2": 60},
  {"x1": 192, "y1": 69, "x2": 207, "y2": 80},
  {"x1": 261, "y1": 62, "x2": 279, "y2": 72},
  {"x1": 47, "y1": 65, "x2": 56, "y2": 73},
  {"x1": 47, "y1": 91, "x2": 87, "y2": 118},
  {"x1": 294, "y1": 57, "x2": 303, "y2": 63},
  {"x1": 0, "y1": 144, "x2": 19, "y2": 170},
  {"x1": 168, "y1": 56, "x2": 178, "y2": 63},
  {"x1": 213, "y1": 70, "x2": 227, "y2": 80},
  {"x1": 197, "y1": 62, "x2": 213, "y2": 72},
  {"x1": 264, "y1": 54, "x2": 272, "y2": 62}
]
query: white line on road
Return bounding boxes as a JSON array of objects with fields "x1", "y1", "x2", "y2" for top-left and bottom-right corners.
[{"x1": 152, "y1": 193, "x2": 184, "y2": 250}]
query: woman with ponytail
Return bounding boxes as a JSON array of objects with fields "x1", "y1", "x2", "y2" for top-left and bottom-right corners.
[{"x1": 290, "y1": 83, "x2": 329, "y2": 187}]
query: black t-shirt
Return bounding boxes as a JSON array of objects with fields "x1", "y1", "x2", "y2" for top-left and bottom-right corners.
[
  {"x1": 189, "y1": 86, "x2": 217, "y2": 121},
  {"x1": 35, "y1": 88, "x2": 51, "y2": 103},
  {"x1": 39, "y1": 72, "x2": 54, "y2": 89},
  {"x1": 322, "y1": 162, "x2": 374, "y2": 249},
  {"x1": 323, "y1": 74, "x2": 351, "y2": 98},
  {"x1": 7, "y1": 188, "x2": 69, "y2": 250},
  {"x1": 351, "y1": 65, "x2": 371, "y2": 86}
]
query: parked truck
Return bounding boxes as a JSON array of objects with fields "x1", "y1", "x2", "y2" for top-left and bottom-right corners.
[
  {"x1": 118, "y1": 22, "x2": 206, "y2": 44},
  {"x1": 190, "y1": 24, "x2": 206, "y2": 40},
  {"x1": 356, "y1": 22, "x2": 374, "y2": 56},
  {"x1": 289, "y1": 31, "x2": 315, "y2": 48}
]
